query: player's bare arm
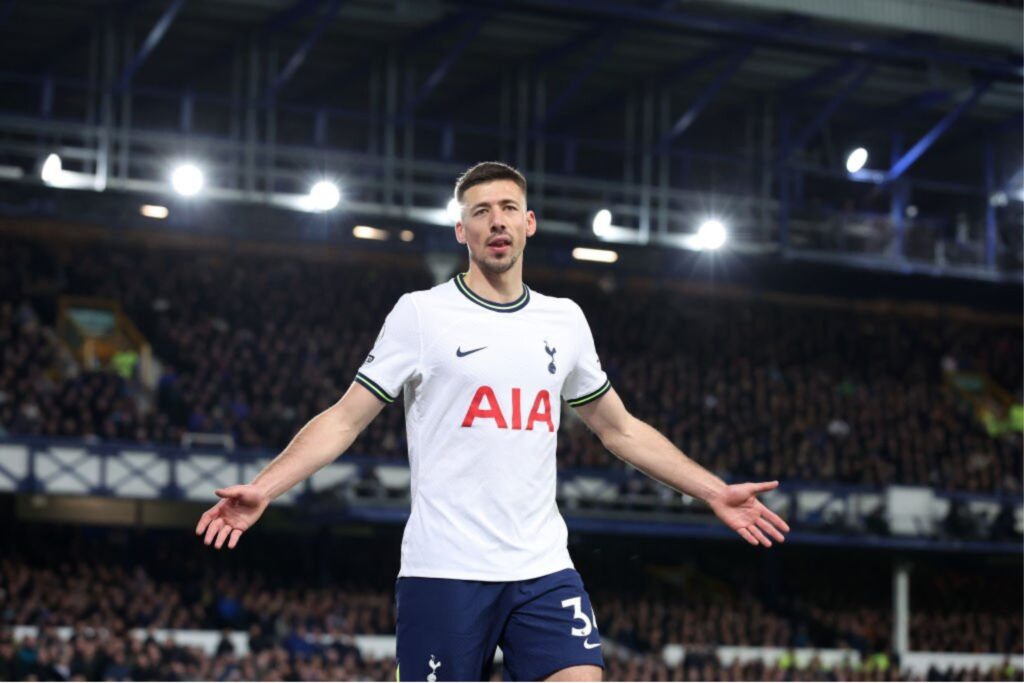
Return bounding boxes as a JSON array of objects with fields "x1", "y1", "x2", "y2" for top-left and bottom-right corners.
[
  {"x1": 194, "y1": 381, "x2": 385, "y2": 550},
  {"x1": 574, "y1": 386, "x2": 790, "y2": 547}
]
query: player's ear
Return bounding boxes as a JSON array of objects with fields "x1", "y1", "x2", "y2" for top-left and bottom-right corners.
[
  {"x1": 525, "y1": 210, "x2": 537, "y2": 238},
  {"x1": 454, "y1": 221, "x2": 467, "y2": 244}
]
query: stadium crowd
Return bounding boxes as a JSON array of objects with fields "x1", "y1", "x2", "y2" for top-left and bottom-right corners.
[
  {"x1": 4, "y1": 625, "x2": 1022, "y2": 682},
  {"x1": 0, "y1": 515, "x2": 1020, "y2": 682},
  {"x1": 2, "y1": 538, "x2": 1020, "y2": 657},
  {"x1": 1, "y1": 238, "x2": 1020, "y2": 496},
  {"x1": 1, "y1": 626, "x2": 395, "y2": 682}
]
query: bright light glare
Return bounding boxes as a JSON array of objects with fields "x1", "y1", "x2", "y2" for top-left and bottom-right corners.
[
  {"x1": 41, "y1": 153, "x2": 63, "y2": 185},
  {"x1": 309, "y1": 181, "x2": 341, "y2": 212},
  {"x1": 592, "y1": 209, "x2": 612, "y2": 236},
  {"x1": 695, "y1": 219, "x2": 728, "y2": 251},
  {"x1": 845, "y1": 147, "x2": 868, "y2": 174},
  {"x1": 353, "y1": 225, "x2": 388, "y2": 241},
  {"x1": 447, "y1": 198, "x2": 461, "y2": 222},
  {"x1": 399, "y1": 230, "x2": 415, "y2": 242},
  {"x1": 171, "y1": 163, "x2": 204, "y2": 197},
  {"x1": 572, "y1": 247, "x2": 619, "y2": 263},
  {"x1": 140, "y1": 204, "x2": 169, "y2": 219}
]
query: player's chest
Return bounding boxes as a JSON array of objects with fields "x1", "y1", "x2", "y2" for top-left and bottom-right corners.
[{"x1": 422, "y1": 312, "x2": 576, "y2": 390}]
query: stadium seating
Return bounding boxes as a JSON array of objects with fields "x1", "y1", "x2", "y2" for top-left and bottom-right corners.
[
  {"x1": 3, "y1": 525, "x2": 1020, "y2": 665},
  {"x1": 1, "y1": 236, "x2": 1020, "y2": 494}
]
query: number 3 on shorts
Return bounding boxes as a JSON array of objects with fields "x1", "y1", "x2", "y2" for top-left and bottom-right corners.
[{"x1": 560, "y1": 596, "x2": 597, "y2": 637}]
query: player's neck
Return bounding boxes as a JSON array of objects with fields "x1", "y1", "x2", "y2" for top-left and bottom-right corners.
[{"x1": 463, "y1": 263, "x2": 525, "y2": 304}]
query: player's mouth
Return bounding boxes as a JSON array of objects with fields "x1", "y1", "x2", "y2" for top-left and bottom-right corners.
[{"x1": 487, "y1": 236, "x2": 512, "y2": 254}]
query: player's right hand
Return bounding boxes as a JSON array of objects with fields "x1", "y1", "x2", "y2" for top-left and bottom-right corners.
[{"x1": 195, "y1": 484, "x2": 270, "y2": 550}]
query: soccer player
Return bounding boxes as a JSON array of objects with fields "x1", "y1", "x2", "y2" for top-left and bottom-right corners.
[{"x1": 196, "y1": 162, "x2": 790, "y2": 682}]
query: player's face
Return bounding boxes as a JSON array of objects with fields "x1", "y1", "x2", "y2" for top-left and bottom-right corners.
[{"x1": 455, "y1": 180, "x2": 536, "y2": 275}]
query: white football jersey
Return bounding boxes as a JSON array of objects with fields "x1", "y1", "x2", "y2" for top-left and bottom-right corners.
[{"x1": 354, "y1": 273, "x2": 610, "y2": 581}]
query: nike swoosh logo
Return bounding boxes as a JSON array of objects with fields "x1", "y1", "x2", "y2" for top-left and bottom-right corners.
[
  {"x1": 583, "y1": 639, "x2": 601, "y2": 650},
  {"x1": 456, "y1": 346, "x2": 487, "y2": 357}
]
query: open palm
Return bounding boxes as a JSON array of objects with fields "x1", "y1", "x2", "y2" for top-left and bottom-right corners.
[
  {"x1": 195, "y1": 484, "x2": 270, "y2": 550},
  {"x1": 707, "y1": 481, "x2": 790, "y2": 547}
]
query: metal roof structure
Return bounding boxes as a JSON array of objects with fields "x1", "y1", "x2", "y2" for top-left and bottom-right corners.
[{"x1": 0, "y1": 0, "x2": 1021, "y2": 280}]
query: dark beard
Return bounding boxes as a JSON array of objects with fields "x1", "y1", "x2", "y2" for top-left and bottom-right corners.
[{"x1": 471, "y1": 249, "x2": 520, "y2": 274}]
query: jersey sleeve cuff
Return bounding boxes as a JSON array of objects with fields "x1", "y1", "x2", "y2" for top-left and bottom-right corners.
[
  {"x1": 566, "y1": 379, "x2": 611, "y2": 408},
  {"x1": 355, "y1": 372, "x2": 396, "y2": 404}
]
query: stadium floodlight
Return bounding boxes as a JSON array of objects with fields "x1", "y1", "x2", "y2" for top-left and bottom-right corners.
[
  {"x1": 446, "y1": 198, "x2": 461, "y2": 222},
  {"x1": 308, "y1": 181, "x2": 341, "y2": 212},
  {"x1": 140, "y1": 204, "x2": 169, "y2": 219},
  {"x1": 845, "y1": 147, "x2": 868, "y2": 174},
  {"x1": 353, "y1": 225, "x2": 388, "y2": 241},
  {"x1": 572, "y1": 247, "x2": 619, "y2": 263},
  {"x1": 695, "y1": 219, "x2": 728, "y2": 251},
  {"x1": 41, "y1": 153, "x2": 63, "y2": 185},
  {"x1": 171, "y1": 163, "x2": 204, "y2": 197},
  {"x1": 592, "y1": 209, "x2": 612, "y2": 236}
]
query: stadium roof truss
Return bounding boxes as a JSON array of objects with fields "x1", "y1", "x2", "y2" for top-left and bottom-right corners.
[{"x1": 0, "y1": 0, "x2": 1020, "y2": 281}]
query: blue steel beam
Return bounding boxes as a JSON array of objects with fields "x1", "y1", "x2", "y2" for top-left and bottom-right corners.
[
  {"x1": 116, "y1": 0, "x2": 188, "y2": 91},
  {"x1": 535, "y1": 0, "x2": 677, "y2": 125},
  {"x1": 431, "y1": 21, "x2": 618, "y2": 122},
  {"x1": 532, "y1": 21, "x2": 615, "y2": 72},
  {"x1": 939, "y1": 110, "x2": 1023, "y2": 155},
  {"x1": 178, "y1": 0, "x2": 324, "y2": 88},
  {"x1": 781, "y1": 58, "x2": 859, "y2": 99},
  {"x1": 850, "y1": 89, "x2": 953, "y2": 138},
  {"x1": 657, "y1": 46, "x2": 752, "y2": 149},
  {"x1": 401, "y1": 9, "x2": 490, "y2": 119},
  {"x1": 547, "y1": 42, "x2": 739, "y2": 132},
  {"x1": 538, "y1": 27, "x2": 625, "y2": 127},
  {"x1": 781, "y1": 62, "x2": 874, "y2": 160},
  {"x1": 28, "y1": 0, "x2": 152, "y2": 74},
  {"x1": 885, "y1": 80, "x2": 993, "y2": 183},
  {"x1": 548, "y1": 13, "x2": 803, "y2": 132},
  {"x1": 429, "y1": 0, "x2": 674, "y2": 121},
  {"x1": 397, "y1": 6, "x2": 486, "y2": 49},
  {"x1": 503, "y1": 0, "x2": 1024, "y2": 80},
  {"x1": 426, "y1": 15, "x2": 624, "y2": 120},
  {"x1": 264, "y1": 0, "x2": 347, "y2": 103},
  {"x1": 263, "y1": 0, "x2": 327, "y2": 36},
  {"x1": 287, "y1": 6, "x2": 482, "y2": 106},
  {"x1": 782, "y1": 33, "x2": 926, "y2": 101}
]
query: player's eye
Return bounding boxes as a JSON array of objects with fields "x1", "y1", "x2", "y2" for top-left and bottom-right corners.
[{"x1": 503, "y1": 205, "x2": 517, "y2": 211}]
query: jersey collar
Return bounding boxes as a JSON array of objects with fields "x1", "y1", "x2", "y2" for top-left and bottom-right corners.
[{"x1": 454, "y1": 272, "x2": 530, "y2": 313}]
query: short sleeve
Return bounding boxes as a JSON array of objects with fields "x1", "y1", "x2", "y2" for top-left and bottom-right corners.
[
  {"x1": 561, "y1": 303, "x2": 611, "y2": 408},
  {"x1": 354, "y1": 294, "x2": 420, "y2": 404}
]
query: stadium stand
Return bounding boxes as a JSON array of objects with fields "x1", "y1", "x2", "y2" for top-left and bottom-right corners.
[
  {"x1": 2, "y1": 235, "x2": 1020, "y2": 494},
  {"x1": 2, "y1": 521, "x2": 1021, "y2": 681}
]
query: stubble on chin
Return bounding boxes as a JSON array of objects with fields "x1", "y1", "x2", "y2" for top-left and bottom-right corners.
[{"x1": 471, "y1": 250, "x2": 520, "y2": 275}]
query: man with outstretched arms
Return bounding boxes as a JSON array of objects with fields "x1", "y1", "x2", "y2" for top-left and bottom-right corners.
[{"x1": 196, "y1": 162, "x2": 790, "y2": 682}]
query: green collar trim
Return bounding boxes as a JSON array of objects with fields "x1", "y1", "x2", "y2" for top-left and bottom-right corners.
[{"x1": 454, "y1": 273, "x2": 530, "y2": 313}]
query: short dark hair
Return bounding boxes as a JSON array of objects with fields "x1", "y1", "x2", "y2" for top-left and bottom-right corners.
[{"x1": 454, "y1": 161, "x2": 527, "y2": 203}]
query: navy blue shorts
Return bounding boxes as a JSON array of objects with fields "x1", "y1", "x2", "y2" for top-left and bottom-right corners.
[{"x1": 396, "y1": 568, "x2": 604, "y2": 682}]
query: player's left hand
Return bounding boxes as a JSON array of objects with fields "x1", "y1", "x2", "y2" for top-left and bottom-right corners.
[{"x1": 706, "y1": 481, "x2": 790, "y2": 547}]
